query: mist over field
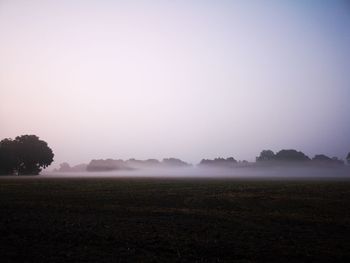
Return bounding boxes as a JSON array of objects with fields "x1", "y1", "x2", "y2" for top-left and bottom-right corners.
[
  {"x1": 44, "y1": 149, "x2": 349, "y2": 179},
  {"x1": 44, "y1": 166, "x2": 350, "y2": 180},
  {"x1": 1, "y1": 1, "x2": 350, "y2": 261}
]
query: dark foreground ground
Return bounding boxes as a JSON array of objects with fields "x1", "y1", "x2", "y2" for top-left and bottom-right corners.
[{"x1": 0, "y1": 176, "x2": 350, "y2": 262}]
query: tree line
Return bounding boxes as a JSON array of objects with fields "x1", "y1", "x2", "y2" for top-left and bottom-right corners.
[
  {"x1": 199, "y1": 149, "x2": 348, "y2": 167},
  {"x1": 255, "y1": 149, "x2": 345, "y2": 165},
  {"x1": 1, "y1": 134, "x2": 350, "y2": 175}
]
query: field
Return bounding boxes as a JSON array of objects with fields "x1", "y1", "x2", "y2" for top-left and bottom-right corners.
[{"x1": 0, "y1": 176, "x2": 350, "y2": 262}]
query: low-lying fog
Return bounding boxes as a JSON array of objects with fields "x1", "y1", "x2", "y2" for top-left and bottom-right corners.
[{"x1": 43, "y1": 166, "x2": 350, "y2": 180}]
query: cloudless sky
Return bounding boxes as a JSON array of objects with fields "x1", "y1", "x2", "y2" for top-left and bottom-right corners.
[{"x1": 1, "y1": 0, "x2": 350, "y2": 167}]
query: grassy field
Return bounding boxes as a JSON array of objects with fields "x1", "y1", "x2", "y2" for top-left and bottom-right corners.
[{"x1": 0, "y1": 176, "x2": 350, "y2": 262}]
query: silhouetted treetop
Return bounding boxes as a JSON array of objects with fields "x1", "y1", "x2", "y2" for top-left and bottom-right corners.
[
  {"x1": 85, "y1": 157, "x2": 191, "y2": 172},
  {"x1": 58, "y1": 162, "x2": 71, "y2": 172},
  {"x1": 199, "y1": 157, "x2": 237, "y2": 168},
  {"x1": 54, "y1": 163, "x2": 87, "y2": 172},
  {"x1": 274, "y1": 149, "x2": 310, "y2": 162},
  {"x1": 312, "y1": 154, "x2": 344, "y2": 166},
  {"x1": 312, "y1": 154, "x2": 332, "y2": 162},
  {"x1": 0, "y1": 135, "x2": 54, "y2": 175},
  {"x1": 161, "y1": 158, "x2": 191, "y2": 167},
  {"x1": 256, "y1": 150, "x2": 275, "y2": 162},
  {"x1": 87, "y1": 159, "x2": 130, "y2": 172},
  {"x1": 126, "y1": 158, "x2": 161, "y2": 168}
]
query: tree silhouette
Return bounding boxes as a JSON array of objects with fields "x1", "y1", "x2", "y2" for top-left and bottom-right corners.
[
  {"x1": 274, "y1": 149, "x2": 310, "y2": 162},
  {"x1": 199, "y1": 157, "x2": 237, "y2": 168},
  {"x1": 0, "y1": 135, "x2": 54, "y2": 175},
  {"x1": 162, "y1": 158, "x2": 191, "y2": 167},
  {"x1": 312, "y1": 154, "x2": 332, "y2": 162},
  {"x1": 312, "y1": 154, "x2": 344, "y2": 165},
  {"x1": 256, "y1": 150, "x2": 275, "y2": 162},
  {"x1": 347, "y1": 152, "x2": 350, "y2": 164},
  {"x1": 0, "y1": 138, "x2": 18, "y2": 175},
  {"x1": 14, "y1": 135, "x2": 54, "y2": 175}
]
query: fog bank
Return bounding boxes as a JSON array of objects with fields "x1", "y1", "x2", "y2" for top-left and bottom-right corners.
[{"x1": 44, "y1": 166, "x2": 350, "y2": 180}]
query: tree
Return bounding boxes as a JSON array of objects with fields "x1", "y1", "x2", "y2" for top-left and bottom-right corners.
[
  {"x1": 0, "y1": 138, "x2": 18, "y2": 175},
  {"x1": 347, "y1": 152, "x2": 350, "y2": 165},
  {"x1": 162, "y1": 158, "x2": 191, "y2": 167},
  {"x1": 312, "y1": 154, "x2": 332, "y2": 162},
  {"x1": 256, "y1": 150, "x2": 275, "y2": 162},
  {"x1": 274, "y1": 149, "x2": 310, "y2": 162},
  {"x1": 14, "y1": 135, "x2": 54, "y2": 175},
  {"x1": 58, "y1": 162, "x2": 71, "y2": 172},
  {"x1": 198, "y1": 157, "x2": 237, "y2": 168},
  {"x1": 312, "y1": 154, "x2": 344, "y2": 166},
  {"x1": 0, "y1": 135, "x2": 54, "y2": 175}
]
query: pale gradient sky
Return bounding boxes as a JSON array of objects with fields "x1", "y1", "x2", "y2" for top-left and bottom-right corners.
[{"x1": 1, "y1": 0, "x2": 350, "y2": 167}]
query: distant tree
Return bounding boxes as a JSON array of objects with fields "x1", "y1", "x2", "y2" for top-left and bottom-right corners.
[
  {"x1": 312, "y1": 154, "x2": 344, "y2": 166},
  {"x1": 226, "y1": 157, "x2": 237, "y2": 163},
  {"x1": 256, "y1": 150, "x2": 275, "y2": 162},
  {"x1": 347, "y1": 152, "x2": 350, "y2": 165},
  {"x1": 145, "y1": 159, "x2": 160, "y2": 165},
  {"x1": 312, "y1": 154, "x2": 332, "y2": 162},
  {"x1": 274, "y1": 149, "x2": 310, "y2": 162},
  {"x1": 87, "y1": 159, "x2": 129, "y2": 172},
  {"x1": 162, "y1": 158, "x2": 190, "y2": 167},
  {"x1": 199, "y1": 157, "x2": 237, "y2": 168},
  {"x1": 0, "y1": 135, "x2": 54, "y2": 175},
  {"x1": 58, "y1": 162, "x2": 71, "y2": 172},
  {"x1": 125, "y1": 158, "x2": 162, "y2": 169}
]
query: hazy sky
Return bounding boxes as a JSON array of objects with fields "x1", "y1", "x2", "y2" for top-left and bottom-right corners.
[{"x1": 1, "y1": 0, "x2": 350, "y2": 167}]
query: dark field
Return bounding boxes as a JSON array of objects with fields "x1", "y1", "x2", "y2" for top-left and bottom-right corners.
[{"x1": 1, "y1": 176, "x2": 350, "y2": 262}]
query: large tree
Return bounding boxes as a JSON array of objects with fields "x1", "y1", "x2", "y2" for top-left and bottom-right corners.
[{"x1": 0, "y1": 135, "x2": 54, "y2": 175}]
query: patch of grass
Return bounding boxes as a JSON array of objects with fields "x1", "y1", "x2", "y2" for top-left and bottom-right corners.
[{"x1": 0, "y1": 177, "x2": 350, "y2": 262}]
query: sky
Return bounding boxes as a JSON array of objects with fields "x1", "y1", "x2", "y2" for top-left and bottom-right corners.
[{"x1": 1, "y1": 0, "x2": 350, "y2": 167}]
